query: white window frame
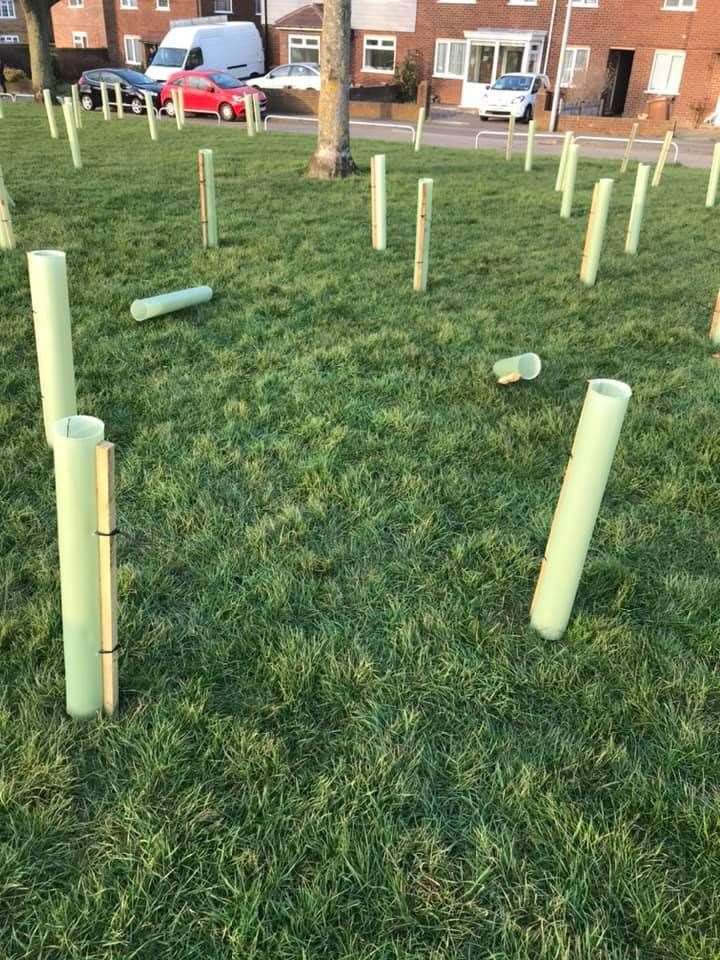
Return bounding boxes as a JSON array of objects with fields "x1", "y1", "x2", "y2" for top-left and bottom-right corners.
[
  {"x1": 214, "y1": 0, "x2": 232, "y2": 12},
  {"x1": 68, "y1": 0, "x2": 84, "y2": 8},
  {"x1": 0, "y1": 33, "x2": 19, "y2": 41},
  {"x1": 156, "y1": 0, "x2": 169, "y2": 8},
  {"x1": 572, "y1": 0, "x2": 598, "y2": 6},
  {"x1": 119, "y1": 0, "x2": 137, "y2": 8},
  {"x1": 647, "y1": 49, "x2": 686, "y2": 94},
  {"x1": 508, "y1": 0, "x2": 537, "y2": 5},
  {"x1": 0, "y1": 0, "x2": 16, "y2": 18},
  {"x1": 662, "y1": 0, "x2": 695, "y2": 8},
  {"x1": 72, "y1": 30, "x2": 88, "y2": 47},
  {"x1": 433, "y1": 39, "x2": 466, "y2": 79},
  {"x1": 561, "y1": 45, "x2": 590, "y2": 86},
  {"x1": 124, "y1": 34, "x2": 142, "y2": 65},
  {"x1": 288, "y1": 33, "x2": 320, "y2": 63},
  {"x1": 362, "y1": 35, "x2": 396, "y2": 75}
]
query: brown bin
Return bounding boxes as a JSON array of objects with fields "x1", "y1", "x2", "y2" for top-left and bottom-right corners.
[{"x1": 647, "y1": 96, "x2": 672, "y2": 121}]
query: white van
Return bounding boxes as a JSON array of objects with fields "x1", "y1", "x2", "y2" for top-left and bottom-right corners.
[{"x1": 146, "y1": 21, "x2": 264, "y2": 82}]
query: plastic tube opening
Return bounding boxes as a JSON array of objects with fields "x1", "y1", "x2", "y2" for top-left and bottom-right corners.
[{"x1": 588, "y1": 379, "x2": 632, "y2": 401}]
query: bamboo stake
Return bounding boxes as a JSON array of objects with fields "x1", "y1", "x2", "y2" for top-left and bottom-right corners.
[
  {"x1": 414, "y1": 106, "x2": 426, "y2": 153},
  {"x1": 100, "y1": 81, "x2": 111, "y2": 121},
  {"x1": 144, "y1": 92, "x2": 158, "y2": 141},
  {"x1": 370, "y1": 154, "x2": 386, "y2": 251},
  {"x1": 506, "y1": 113, "x2": 516, "y2": 162},
  {"x1": 61, "y1": 98, "x2": 82, "y2": 170},
  {"x1": 709, "y1": 289, "x2": 720, "y2": 345},
  {"x1": 555, "y1": 131, "x2": 573, "y2": 191},
  {"x1": 71, "y1": 83, "x2": 83, "y2": 129},
  {"x1": 524, "y1": 119, "x2": 536, "y2": 173},
  {"x1": 243, "y1": 94, "x2": 255, "y2": 136},
  {"x1": 114, "y1": 81, "x2": 124, "y2": 119},
  {"x1": 413, "y1": 178, "x2": 433, "y2": 293},
  {"x1": 43, "y1": 89, "x2": 59, "y2": 139},
  {"x1": 580, "y1": 178, "x2": 613, "y2": 287},
  {"x1": 95, "y1": 441, "x2": 118, "y2": 716},
  {"x1": 198, "y1": 149, "x2": 218, "y2": 248},
  {"x1": 706, "y1": 142, "x2": 720, "y2": 208},
  {"x1": 625, "y1": 163, "x2": 650, "y2": 255},
  {"x1": 620, "y1": 121, "x2": 638, "y2": 174},
  {"x1": 651, "y1": 130, "x2": 673, "y2": 188},
  {"x1": 560, "y1": 142, "x2": 579, "y2": 220}
]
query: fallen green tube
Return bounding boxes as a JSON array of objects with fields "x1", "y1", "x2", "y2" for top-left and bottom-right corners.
[
  {"x1": 625, "y1": 163, "x2": 650, "y2": 255},
  {"x1": 27, "y1": 250, "x2": 78, "y2": 446},
  {"x1": 52, "y1": 415, "x2": 104, "y2": 719},
  {"x1": 530, "y1": 378, "x2": 632, "y2": 641},
  {"x1": 131, "y1": 285, "x2": 213, "y2": 321},
  {"x1": 493, "y1": 352, "x2": 541, "y2": 381}
]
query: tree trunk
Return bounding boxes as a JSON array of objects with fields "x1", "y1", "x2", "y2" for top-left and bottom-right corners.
[
  {"x1": 306, "y1": 0, "x2": 356, "y2": 180},
  {"x1": 20, "y1": 0, "x2": 56, "y2": 96}
]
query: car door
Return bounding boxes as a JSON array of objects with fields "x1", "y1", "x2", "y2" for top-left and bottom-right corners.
[
  {"x1": 264, "y1": 65, "x2": 291, "y2": 90},
  {"x1": 185, "y1": 75, "x2": 215, "y2": 114},
  {"x1": 289, "y1": 65, "x2": 316, "y2": 90}
]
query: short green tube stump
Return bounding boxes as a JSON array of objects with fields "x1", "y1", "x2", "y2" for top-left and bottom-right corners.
[
  {"x1": 560, "y1": 142, "x2": 579, "y2": 220},
  {"x1": 413, "y1": 178, "x2": 433, "y2": 292},
  {"x1": 555, "y1": 131, "x2": 573, "y2": 191},
  {"x1": 43, "y1": 89, "x2": 59, "y2": 139},
  {"x1": 244, "y1": 95, "x2": 255, "y2": 136},
  {"x1": 71, "y1": 84, "x2": 83, "y2": 129},
  {"x1": 580, "y1": 178, "x2": 613, "y2": 287},
  {"x1": 524, "y1": 119, "x2": 536, "y2": 172},
  {"x1": 131, "y1": 285, "x2": 213, "y2": 321},
  {"x1": 61, "y1": 99, "x2": 82, "y2": 170},
  {"x1": 144, "y1": 92, "x2": 158, "y2": 141},
  {"x1": 625, "y1": 163, "x2": 650, "y2": 255},
  {"x1": 415, "y1": 106, "x2": 426, "y2": 153},
  {"x1": 100, "y1": 81, "x2": 111, "y2": 121},
  {"x1": 198, "y1": 149, "x2": 218, "y2": 248},
  {"x1": 530, "y1": 378, "x2": 632, "y2": 641},
  {"x1": 52, "y1": 415, "x2": 105, "y2": 719},
  {"x1": 370, "y1": 154, "x2": 387, "y2": 251},
  {"x1": 493, "y1": 352, "x2": 541, "y2": 383},
  {"x1": 706, "y1": 142, "x2": 720, "y2": 208},
  {"x1": 27, "y1": 250, "x2": 78, "y2": 445}
]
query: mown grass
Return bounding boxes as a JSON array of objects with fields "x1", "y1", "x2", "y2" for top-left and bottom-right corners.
[{"x1": 1, "y1": 103, "x2": 719, "y2": 959}]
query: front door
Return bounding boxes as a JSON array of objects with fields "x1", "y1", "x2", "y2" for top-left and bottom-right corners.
[
  {"x1": 461, "y1": 42, "x2": 495, "y2": 108},
  {"x1": 603, "y1": 49, "x2": 634, "y2": 116}
]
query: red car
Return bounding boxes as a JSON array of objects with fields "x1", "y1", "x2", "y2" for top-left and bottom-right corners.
[{"x1": 159, "y1": 70, "x2": 268, "y2": 123}]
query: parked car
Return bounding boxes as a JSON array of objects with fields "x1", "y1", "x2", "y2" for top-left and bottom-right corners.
[
  {"x1": 247, "y1": 63, "x2": 321, "y2": 92},
  {"x1": 478, "y1": 73, "x2": 549, "y2": 122},
  {"x1": 160, "y1": 70, "x2": 268, "y2": 122},
  {"x1": 78, "y1": 68, "x2": 163, "y2": 114},
  {"x1": 146, "y1": 22, "x2": 264, "y2": 83}
]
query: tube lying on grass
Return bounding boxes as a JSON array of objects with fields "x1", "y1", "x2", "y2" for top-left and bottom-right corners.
[
  {"x1": 580, "y1": 178, "x2": 613, "y2": 287},
  {"x1": 493, "y1": 352, "x2": 541, "y2": 383},
  {"x1": 530, "y1": 378, "x2": 632, "y2": 641},
  {"x1": 52, "y1": 415, "x2": 105, "y2": 719},
  {"x1": 28, "y1": 250, "x2": 78, "y2": 445},
  {"x1": 43, "y1": 89, "x2": 59, "y2": 139},
  {"x1": 131, "y1": 285, "x2": 213, "y2": 321},
  {"x1": 625, "y1": 163, "x2": 650, "y2": 255},
  {"x1": 560, "y1": 142, "x2": 579, "y2": 220},
  {"x1": 371, "y1": 154, "x2": 387, "y2": 251},
  {"x1": 61, "y1": 98, "x2": 82, "y2": 170}
]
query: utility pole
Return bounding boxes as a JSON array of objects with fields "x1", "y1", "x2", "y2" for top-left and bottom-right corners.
[{"x1": 549, "y1": 0, "x2": 572, "y2": 132}]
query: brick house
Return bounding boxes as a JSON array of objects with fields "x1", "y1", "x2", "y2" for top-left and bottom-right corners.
[
  {"x1": 265, "y1": 0, "x2": 720, "y2": 127},
  {"x1": 0, "y1": 0, "x2": 27, "y2": 46},
  {"x1": 51, "y1": 0, "x2": 259, "y2": 68}
]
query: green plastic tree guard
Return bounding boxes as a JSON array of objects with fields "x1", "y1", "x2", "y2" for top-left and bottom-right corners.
[
  {"x1": 243, "y1": 95, "x2": 255, "y2": 136},
  {"x1": 371, "y1": 154, "x2": 387, "y2": 252},
  {"x1": 524, "y1": 119, "x2": 536, "y2": 173},
  {"x1": 413, "y1": 178, "x2": 433, "y2": 292},
  {"x1": 52, "y1": 415, "x2": 105, "y2": 719},
  {"x1": 555, "y1": 132, "x2": 573, "y2": 191},
  {"x1": 144, "y1": 92, "x2": 158, "y2": 141},
  {"x1": 493, "y1": 353, "x2": 541, "y2": 381},
  {"x1": 0, "y1": 97, "x2": 3, "y2": 120},
  {"x1": 71, "y1": 83, "x2": 83, "y2": 129},
  {"x1": 131, "y1": 285, "x2": 213, "y2": 321},
  {"x1": 253, "y1": 93, "x2": 262, "y2": 132},
  {"x1": 0, "y1": 165, "x2": 13, "y2": 250},
  {"x1": 560, "y1": 142, "x2": 579, "y2": 220},
  {"x1": 61, "y1": 99, "x2": 82, "y2": 170},
  {"x1": 43, "y1": 89, "x2": 59, "y2": 139},
  {"x1": 625, "y1": 163, "x2": 650, "y2": 255},
  {"x1": 198, "y1": 149, "x2": 218, "y2": 248},
  {"x1": 530, "y1": 378, "x2": 632, "y2": 641},
  {"x1": 27, "y1": 250, "x2": 78, "y2": 445},
  {"x1": 580, "y1": 178, "x2": 613, "y2": 287},
  {"x1": 114, "y1": 82, "x2": 124, "y2": 119},
  {"x1": 415, "y1": 106, "x2": 426, "y2": 153},
  {"x1": 651, "y1": 131, "x2": 673, "y2": 188},
  {"x1": 706, "y1": 142, "x2": 720, "y2": 208},
  {"x1": 100, "y1": 81, "x2": 111, "y2": 121}
]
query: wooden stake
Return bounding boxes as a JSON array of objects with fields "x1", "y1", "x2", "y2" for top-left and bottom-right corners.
[
  {"x1": 620, "y1": 121, "x2": 638, "y2": 175},
  {"x1": 652, "y1": 130, "x2": 673, "y2": 188},
  {"x1": 506, "y1": 114, "x2": 515, "y2": 162},
  {"x1": 198, "y1": 150, "x2": 209, "y2": 248},
  {"x1": 413, "y1": 177, "x2": 433, "y2": 293},
  {"x1": 709, "y1": 290, "x2": 720, "y2": 345},
  {"x1": 96, "y1": 441, "x2": 119, "y2": 716}
]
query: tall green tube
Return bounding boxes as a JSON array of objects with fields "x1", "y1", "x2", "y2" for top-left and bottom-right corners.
[
  {"x1": 100, "y1": 81, "x2": 111, "y2": 121},
  {"x1": 27, "y1": 250, "x2": 78, "y2": 445},
  {"x1": 114, "y1": 81, "x2": 124, "y2": 119},
  {"x1": 560, "y1": 142, "x2": 579, "y2": 220},
  {"x1": 706, "y1": 142, "x2": 720, "y2": 208},
  {"x1": 580, "y1": 178, "x2": 613, "y2": 287},
  {"x1": 71, "y1": 84, "x2": 83, "y2": 129},
  {"x1": 52, "y1": 415, "x2": 104, "y2": 719},
  {"x1": 524, "y1": 119, "x2": 536, "y2": 172},
  {"x1": 371, "y1": 154, "x2": 386, "y2": 252},
  {"x1": 131, "y1": 285, "x2": 213, "y2": 321},
  {"x1": 43, "y1": 89, "x2": 59, "y2": 139},
  {"x1": 199, "y1": 149, "x2": 218, "y2": 248},
  {"x1": 61, "y1": 99, "x2": 82, "y2": 170},
  {"x1": 253, "y1": 93, "x2": 262, "y2": 132},
  {"x1": 505, "y1": 113, "x2": 515, "y2": 162},
  {"x1": 555, "y1": 131, "x2": 573, "y2": 191},
  {"x1": 530, "y1": 378, "x2": 632, "y2": 641},
  {"x1": 625, "y1": 163, "x2": 650, "y2": 255},
  {"x1": 413, "y1": 178, "x2": 433, "y2": 292},
  {"x1": 243, "y1": 95, "x2": 255, "y2": 136},
  {"x1": 0, "y1": 164, "x2": 13, "y2": 250},
  {"x1": 415, "y1": 106, "x2": 425, "y2": 153},
  {"x1": 144, "y1": 92, "x2": 158, "y2": 141}
]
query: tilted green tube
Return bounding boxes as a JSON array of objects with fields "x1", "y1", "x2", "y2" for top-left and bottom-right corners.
[
  {"x1": 530, "y1": 378, "x2": 632, "y2": 641},
  {"x1": 27, "y1": 250, "x2": 78, "y2": 445},
  {"x1": 43, "y1": 89, "x2": 59, "y2": 139},
  {"x1": 524, "y1": 119, "x2": 536, "y2": 173},
  {"x1": 560, "y1": 142, "x2": 579, "y2": 220},
  {"x1": 61, "y1": 99, "x2": 82, "y2": 170},
  {"x1": 244, "y1": 95, "x2": 255, "y2": 136},
  {"x1": 580, "y1": 178, "x2": 613, "y2": 287},
  {"x1": 706, "y1": 142, "x2": 720, "y2": 208},
  {"x1": 131, "y1": 285, "x2": 213, "y2": 321},
  {"x1": 415, "y1": 106, "x2": 426, "y2": 153},
  {"x1": 625, "y1": 163, "x2": 650, "y2": 255},
  {"x1": 555, "y1": 132, "x2": 573, "y2": 191},
  {"x1": 52, "y1": 415, "x2": 105, "y2": 719},
  {"x1": 144, "y1": 92, "x2": 158, "y2": 141},
  {"x1": 71, "y1": 84, "x2": 83, "y2": 129},
  {"x1": 493, "y1": 352, "x2": 541, "y2": 381},
  {"x1": 100, "y1": 81, "x2": 111, "y2": 121}
]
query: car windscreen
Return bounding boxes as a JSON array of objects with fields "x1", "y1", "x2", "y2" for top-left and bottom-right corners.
[
  {"x1": 150, "y1": 47, "x2": 186, "y2": 68},
  {"x1": 491, "y1": 76, "x2": 532, "y2": 92},
  {"x1": 116, "y1": 69, "x2": 153, "y2": 85},
  {"x1": 209, "y1": 73, "x2": 243, "y2": 89}
]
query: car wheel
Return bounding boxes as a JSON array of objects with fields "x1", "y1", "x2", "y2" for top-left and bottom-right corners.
[
  {"x1": 130, "y1": 96, "x2": 144, "y2": 115},
  {"x1": 219, "y1": 102, "x2": 235, "y2": 122},
  {"x1": 80, "y1": 93, "x2": 95, "y2": 111},
  {"x1": 522, "y1": 105, "x2": 533, "y2": 123},
  {"x1": 164, "y1": 98, "x2": 175, "y2": 118}
]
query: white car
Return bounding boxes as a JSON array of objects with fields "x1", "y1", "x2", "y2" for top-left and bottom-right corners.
[
  {"x1": 247, "y1": 62, "x2": 321, "y2": 92},
  {"x1": 479, "y1": 72, "x2": 549, "y2": 123}
]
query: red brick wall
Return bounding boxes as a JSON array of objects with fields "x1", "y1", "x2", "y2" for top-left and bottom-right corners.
[
  {"x1": 52, "y1": 0, "x2": 110, "y2": 50},
  {"x1": 0, "y1": 8, "x2": 27, "y2": 44}
]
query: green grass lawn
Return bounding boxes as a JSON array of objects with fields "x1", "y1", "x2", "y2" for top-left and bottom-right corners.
[{"x1": 2, "y1": 103, "x2": 720, "y2": 959}]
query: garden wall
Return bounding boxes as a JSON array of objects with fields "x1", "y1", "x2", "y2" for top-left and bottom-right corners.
[
  {"x1": 264, "y1": 89, "x2": 422, "y2": 123},
  {"x1": 534, "y1": 103, "x2": 676, "y2": 138}
]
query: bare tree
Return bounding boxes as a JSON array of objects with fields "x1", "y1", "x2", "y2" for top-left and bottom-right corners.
[
  {"x1": 20, "y1": 0, "x2": 59, "y2": 95},
  {"x1": 306, "y1": 0, "x2": 356, "y2": 179}
]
